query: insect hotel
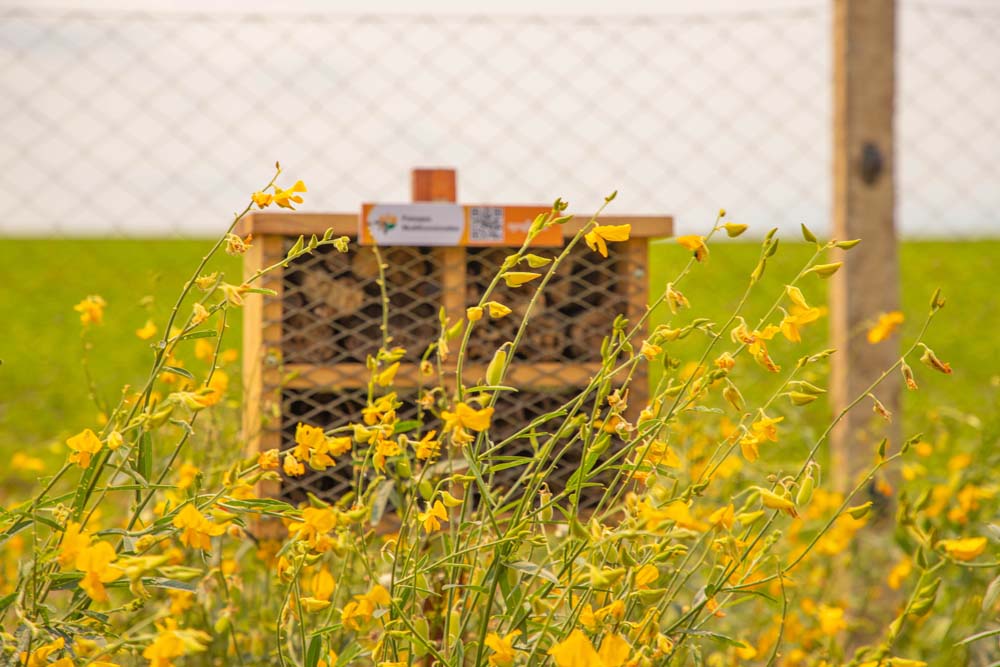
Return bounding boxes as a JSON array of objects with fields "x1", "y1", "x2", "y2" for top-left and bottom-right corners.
[{"x1": 238, "y1": 169, "x2": 672, "y2": 508}]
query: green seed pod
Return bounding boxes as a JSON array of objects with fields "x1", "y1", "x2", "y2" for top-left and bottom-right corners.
[
  {"x1": 395, "y1": 457, "x2": 412, "y2": 480},
  {"x1": 788, "y1": 391, "x2": 818, "y2": 406},
  {"x1": 723, "y1": 384, "x2": 744, "y2": 412},
  {"x1": 800, "y1": 223, "x2": 818, "y2": 244},
  {"x1": 539, "y1": 485, "x2": 554, "y2": 522},
  {"x1": 418, "y1": 479, "x2": 434, "y2": 501},
  {"x1": 486, "y1": 346, "x2": 508, "y2": 386},
  {"x1": 796, "y1": 472, "x2": 815, "y2": 508},
  {"x1": 214, "y1": 614, "x2": 231, "y2": 635},
  {"x1": 846, "y1": 501, "x2": 873, "y2": 520}
]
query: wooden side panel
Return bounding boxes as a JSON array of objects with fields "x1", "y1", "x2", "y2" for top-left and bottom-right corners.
[
  {"x1": 243, "y1": 234, "x2": 286, "y2": 499},
  {"x1": 623, "y1": 238, "x2": 650, "y2": 419}
]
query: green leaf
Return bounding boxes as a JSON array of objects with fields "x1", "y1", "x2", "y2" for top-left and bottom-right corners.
[
  {"x1": 220, "y1": 498, "x2": 296, "y2": 514},
  {"x1": 955, "y1": 627, "x2": 1000, "y2": 646},
  {"x1": 369, "y1": 480, "x2": 395, "y2": 526},
  {"x1": 306, "y1": 635, "x2": 322, "y2": 667},
  {"x1": 983, "y1": 574, "x2": 1000, "y2": 613},
  {"x1": 143, "y1": 577, "x2": 197, "y2": 592},
  {"x1": 0, "y1": 591, "x2": 17, "y2": 614},
  {"x1": 162, "y1": 365, "x2": 194, "y2": 380},
  {"x1": 177, "y1": 330, "x2": 217, "y2": 341},
  {"x1": 676, "y1": 629, "x2": 745, "y2": 648},
  {"x1": 507, "y1": 561, "x2": 560, "y2": 585},
  {"x1": 392, "y1": 420, "x2": 422, "y2": 435},
  {"x1": 138, "y1": 432, "x2": 153, "y2": 484}
]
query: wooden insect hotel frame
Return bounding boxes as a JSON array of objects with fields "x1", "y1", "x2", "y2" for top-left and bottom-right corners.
[{"x1": 238, "y1": 169, "x2": 672, "y2": 508}]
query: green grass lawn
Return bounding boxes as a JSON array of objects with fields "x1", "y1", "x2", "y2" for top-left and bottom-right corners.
[{"x1": 0, "y1": 238, "x2": 997, "y2": 453}]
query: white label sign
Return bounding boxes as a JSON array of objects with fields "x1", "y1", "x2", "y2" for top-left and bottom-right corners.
[{"x1": 361, "y1": 203, "x2": 465, "y2": 246}]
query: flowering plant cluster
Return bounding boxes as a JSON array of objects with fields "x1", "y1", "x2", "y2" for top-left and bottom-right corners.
[{"x1": 1, "y1": 166, "x2": 996, "y2": 667}]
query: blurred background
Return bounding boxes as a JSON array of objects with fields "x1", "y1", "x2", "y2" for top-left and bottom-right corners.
[
  {"x1": 1, "y1": 0, "x2": 998, "y2": 448},
  {"x1": 1, "y1": 0, "x2": 999, "y2": 237}
]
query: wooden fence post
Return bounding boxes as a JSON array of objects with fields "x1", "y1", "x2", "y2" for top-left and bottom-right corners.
[
  {"x1": 830, "y1": 0, "x2": 901, "y2": 640},
  {"x1": 831, "y1": 0, "x2": 900, "y2": 493}
]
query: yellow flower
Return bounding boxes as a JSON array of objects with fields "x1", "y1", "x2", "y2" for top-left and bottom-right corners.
[
  {"x1": 22, "y1": 637, "x2": 65, "y2": 667},
  {"x1": 258, "y1": 448, "x2": 280, "y2": 470},
  {"x1": 675, "y1": 235, "x2": 708, "y2": 262},
  {"x1": 751, "y1": 414, "x2": 783, "y2": 443},
  {"x1": 548, "y1": 630, "x2": 631, "y2": 667},
  {"x1": 640, "y1": 341, "x2": 662, "y2": 360},
  {"x1": 136, "y1": 319, "x2": 158, "y2": 340},
  {"x1": 548, "y1": 629, "x2": 602, "y2": 667},
  {"x1": 288, "y1": 506, "x2": 338, "y2": 551},
  {"x1": 194, "y1": 338, "x2": 214, "y2": 362},
  {"x1": 867, "y1": 311, "x2": 904, "y2": 344},
  {"x1": 779, "y1": 299, "x2": 825, "y2": 343},
  {"x1": 372, "y1": 435, "x2": 402, "y2": 472},
  {"x1": 194, "y1": 272, "x2": 219, "y2": 290},
  {"x1": 596, "y1": 634, "x2": 631, "y2": 667},
  {"x1": 584, "y1": 224, "x2": 631, "y2": 258},
  {"x1": 191, "y1": 302, "x2": 210, "y2": 325},
  {"x1": 485, "y1": 630, "x2": 522, "y2": 667},
  {"x1": 938, "y1": 536, "x2": 988, "y2": 561},
  {"x1": 639, "y1": 499, "x2": 708, "y2": 532},
  {"x1": 76, "y1": 540, "x2": 123, "y2": 602},
  {"x1": 310, "y1": 568, "x2": 336, "y2": 601},
  {"x1": 66, "y1": 428, "x2": 104, "y2": 468},
  {"x1": 376, "y1": 361, "x2": 401, "y2": 387},
  {"x1": 341, "y1": 584, "x2": 391, "y2": 630},
  {"x1": 709, "y1": 503, "x2": 735, "y2": 530},
  {"x1": 757, "y1": 487, "x2": 798, "y2": 518},
  {"x1": 224, "y1": 232, "x2": 253, "y2": 256},
  {"x1": 442, "y1": 402, "x2": 494, "y2": 434},
  {"x1": 143, "y1": 635, "x2": 177, "y2": 667},
  {"x1": 634, "y1": 563, "x2": 659, "y2": 589},
  {"x1": 487, "y1": 301, "x2": 512, "y2": 318},
  {"x1": 284, "y1": 453, "x2": 305, "y2": 477},
  {"x1": 414, "y1": 431, "x2": 441, "y2": 460},
  {"x1": 74, "y1": 295, "x2": 107, "y2": 326},
  {"x1": 740, "y1": 415, "x2": 783, "y2": 462},
  {"x1": 665, "y1": 282, "x2": 689, "y2": 313},
  {"x1": 60, "y1": 521, "x2": 92, "y2": 568},
  {"x1": 220, "y1": 282, "x2": 248, "y2": 307},
  {"x1": 467, "y1": 306, "x2": 484, "y2": 322},
  {"x1": 252, "y1": 191, "x2": 274, "y2": 208},
  {"x1": 887, "y1": 556, "x2": 912, "y2": 590},
  {"x1": 363, "y1": 392, "x2": 399, "y2": 426},
  {"x1": 172, "y1": 504, "x2": 226, "y2": 551},
  {"x1": 11, "y1": 452, "x2": 45, "y2": 472},
  {"x1": 816, "y1": 604, "x2": 847, "y2": 635},
  {"x1": 502, "y1": 271, "x2": 541, "y2": 287},
  {"x1": 294, "y1": 422, "x2": 326, "y2": 461},
  {"x1": 194, "y1": 371, "x2": 228, "y2": 408},
  {"x1": 177, "y1": 462, "x2": 199, "y2": 489},
  {"x1": 273, "y1": 180, "x2": 307, "y2": 209},
  {"x1": 418, "y1": 500, "x2": 448, "y2": 533}
]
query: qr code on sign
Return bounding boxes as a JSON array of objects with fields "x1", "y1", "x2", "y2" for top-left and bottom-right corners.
[{"x1": 469, "y1": 207, "x2": 505, "y2": 243}]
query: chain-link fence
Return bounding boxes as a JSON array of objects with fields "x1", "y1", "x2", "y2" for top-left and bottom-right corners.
[{"x1": 0, "y1": 3, "x2": 996, "y2": 238}]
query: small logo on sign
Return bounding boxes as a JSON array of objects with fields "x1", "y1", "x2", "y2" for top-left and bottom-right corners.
[{"x1": 371, "y1": 213, "x2": 398, "y2": 235}]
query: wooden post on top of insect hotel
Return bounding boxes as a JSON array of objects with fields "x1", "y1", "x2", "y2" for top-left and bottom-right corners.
[{"x1": 412, "y1": 168, "x2": 467, "y2": 330}]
